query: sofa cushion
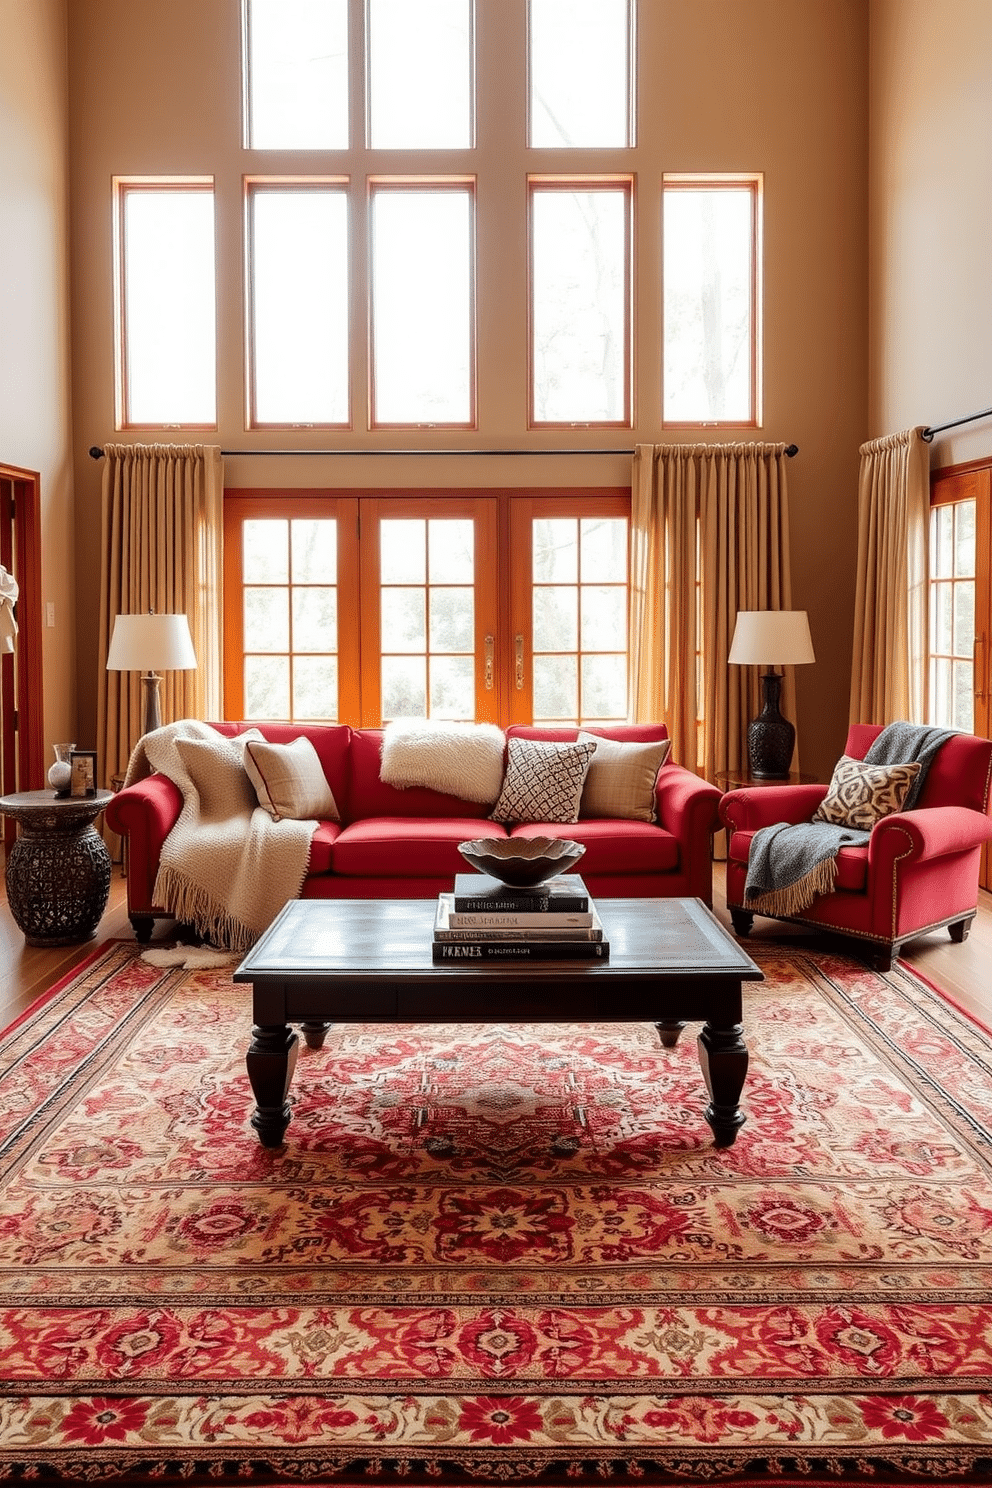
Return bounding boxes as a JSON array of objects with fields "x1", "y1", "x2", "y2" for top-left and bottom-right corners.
[
  {"x1": 729, "y1": 829, "x2": 869, "y2": 893},
  {"x1": 490, "y1": 736, "x2": 596, "y2": 824},
  {"x1": 577, "y1": 731, "x2": 671, "y2": 822},
  {"x1": 332, "y1": 817, "x2": 509, "y2": 877},
  {"x1": 244, "y1": 735, "x2": 340, "y2": 822},
  {"x1": 509, "y1": 819, "x2": 679, "y2": 875},
  {"x1": 814, "y1": 755, "x2": 921, "y2": 831},
  {"x1": 346, "y1": 729, "x2": 494, "y2": 822},
  {"x1": 307, "y1": 819, "x2": 343, "y2": 876}
]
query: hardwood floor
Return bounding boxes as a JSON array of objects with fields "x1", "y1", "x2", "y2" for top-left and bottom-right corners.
[{"x1": 1, "y1": 859, "x2": 990, "y2": 1035}]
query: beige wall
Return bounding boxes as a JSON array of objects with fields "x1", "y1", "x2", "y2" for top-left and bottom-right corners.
[
  {"x1": 0, "y1": 0, "x2": 75, "y2": 758},
  {"x1": 67, "y1": 0, "x2": 869, "y2": 778},
  {"x1": 870, "y1": 0, "x2": 992, "y2": 469}
]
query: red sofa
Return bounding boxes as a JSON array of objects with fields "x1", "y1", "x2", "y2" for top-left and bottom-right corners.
[
  {"x1": 720, "y1": 722, "x2": 992, "y2": 968},
  {"x1": 106, "y1": 721, "x2": 723, "y2": 943}
]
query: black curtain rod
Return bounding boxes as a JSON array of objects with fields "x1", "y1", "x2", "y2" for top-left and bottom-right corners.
[
  {"x1": 922, "y1": 406, "x2": 992, "y2": 443},
  {"x1": 89, "y1": 443, "x2": 799, "y2": 459}
]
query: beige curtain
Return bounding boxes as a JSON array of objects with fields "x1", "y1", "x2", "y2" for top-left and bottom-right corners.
[
  {"x1": 849, "y1": 428, "x2": 930, "y2": 725},
  {"x1": 97, "y1": 443, "x2": 224, "y2": 789},
  {"x1": 629, "y1": 442, "x2": 795, "y2": 778}
]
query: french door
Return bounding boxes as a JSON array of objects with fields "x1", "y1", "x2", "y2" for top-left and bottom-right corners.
[
  {"x1": 223, "y1": 488, "x2": 630, "y2": 729},
  {"x1": 929, "y1": 460, "x2": 991, "y2": 888}
]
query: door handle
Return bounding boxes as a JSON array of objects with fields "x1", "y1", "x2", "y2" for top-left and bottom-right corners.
[
  {"x1": 975, "y1": 632, "x2": 986, "y2": 702},
  {"x1": 484, "y1": 634, "x2": 494, "y2": 690},
  {"x1": 515, "y1": 633, "x2": 525, "y2": 690}
]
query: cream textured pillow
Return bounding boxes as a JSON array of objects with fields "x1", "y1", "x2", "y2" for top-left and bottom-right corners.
[
  {"x1": 244, "y1": 736, "x2": 340, "y2": 823},
  {"x1": 489, "y1": 737, "x2": 597, "y2": 824},
  {"x1": 577, "y1": 731, "x2": 671, "y2": 822},
  {"x1": 173, "y1": 735, "x2": 260, "y2": 819},
  {"x1": 813, "y1": 755, "x2": 921, "y2": 831}
]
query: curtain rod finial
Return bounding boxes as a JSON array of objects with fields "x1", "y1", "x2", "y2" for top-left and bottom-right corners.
[
  {"x1": 785, "y1": 444, "x2": 798, "y2": 458},
  {"x1": 89, "y1": 446, "x2": 104, "y2": 459}
]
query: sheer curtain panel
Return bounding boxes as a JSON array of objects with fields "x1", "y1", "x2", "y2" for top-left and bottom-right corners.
[
  {"x1": 849, "y1": 428, "x2": 930, "y2": 725},
  {"x1": 630, "y1": 442, "x2": 796, "y2": 778},
  {"x1": 97, "y1": 443, "x2": 223, "y2": 789}
]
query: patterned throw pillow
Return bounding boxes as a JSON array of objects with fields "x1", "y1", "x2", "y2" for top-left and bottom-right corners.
[
  {"x1": 489, "y1": 737, "x2": 597, "y2": 824},
  {"x1": 577, "y1": 731, "x2": 671, "y2": 822},
  {"x1": 813, "y1": 755, "x2": 922, "y2": 831}
]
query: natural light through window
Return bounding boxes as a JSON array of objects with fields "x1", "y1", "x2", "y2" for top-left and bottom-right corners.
[
  {"x1": 244, "y1": 0, "x2": 348, "y2": 149},
  {"x1": 248, "y1": 184, "x2": 350, "y2": 427},
  {"x1": 371, "y1": 185, "x2": 474, "y2": 426},
  {"x1": 531, "y1": 516, "x2": 628, "y2": 723},
  {"x1": 663, "y1": 178, "x2": 758, "y2": 425},
  {"x1": 529, "y1": 0, "x2": 632, "y2": 147},
  {"x1": 929, "y1": 499, "x2": 976, "y2": 732},
  {"x1": 242, "y1": 517, "x2": 339, "y2": 721},
  {"x1": 118, "y1": 183, "x2": 216, "y2": 428},
  {"x1": 380, "y1": 519, "x2": 476, "y2": 720},
  {"x1": 368, "y1": 0, "x2": 473, "y2": 148},
  {"x1": 530, "y1": 182, "x2": 630, "y2": 426}
]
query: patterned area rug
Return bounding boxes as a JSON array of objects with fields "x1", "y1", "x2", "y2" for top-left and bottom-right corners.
[{"x1": 0, "y1": 940, "x2": 991, "y2": 1485}]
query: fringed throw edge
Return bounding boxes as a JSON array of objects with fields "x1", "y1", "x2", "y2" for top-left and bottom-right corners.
[
  {"x1": 153, "y1": 866, "x2": 259, "y2": 953},
  {"x1": 744, "y1": 854, "x2": 838, "y2": 917}
]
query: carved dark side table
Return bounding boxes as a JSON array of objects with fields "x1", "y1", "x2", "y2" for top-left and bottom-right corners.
[{"x1": 0, "y1": 789, "x2": 113, "y2": 945}]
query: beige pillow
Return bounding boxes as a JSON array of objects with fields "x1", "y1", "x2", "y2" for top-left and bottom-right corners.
[
  {"x1": 813, "y1": 755, "x2": 921, "y2": 831},
  {"x1": 174, "y1": 735, "x2": 259, "y2": 819},
  {"x1": 578, "y1": 731, "x2": 671, "y2": 822},
  {"x1": 244, "y1": 736, "x2": 340, "y2": 823},
  {"x1": 489, "y1": 737, "x2": 597, "y2": 824}
]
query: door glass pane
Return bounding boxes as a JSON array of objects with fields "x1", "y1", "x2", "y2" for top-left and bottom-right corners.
[
  {"x1": 382, "y1": 656, "x2": 427, "y2": 718},
  {"x1": 580, "y1": 516, "x2": 627, "y2": 581},
  {"x1": 581, "y1": 585, "x2": 626, "y2": 649},
  {"x1": 663, "y1": 184, "x2": 755, "y2": 424},
  {"x1": 293, "y1": 656, "x2": 338, "y2": 719},
  {"x1": 244, "y1": 655, "x2": 290, "y2": 718},
  {"x1": 430, "y1": 655, "x2": 474, "y2": 717},
  {"x1": 292, "y1": 519, "x2": 337, "y2": 582},
  {"x1": 244, "y1": 588, "x2": 289, "y2": 651},
  {"x1": 533, "y1": 586, "x2": 578, "y2": 651},
  {"x1": 533, "y1": 654, "x2": 577, "y2": 720},
  {"x1": 428, "y1": 518, "x2": 473, "y2": 582},
  {"x1": 121, "y1": 188, "x2": 216, "y2": 426},
  {"x1": 429, "y1": 588, "x2": 473, "y2": 652},
  {"x1": 928, "y1": 500, "x2": 975, "y2": 732},
  {"x1": 533, "y1": 518, "x2": 578, "y2": 582},
  {"x1": 250, "y1": 188, "x2": 349, "y2": 426},
  {"x1": 244, "y1": 520, "x2": 288, "y2": 582},
  {"x1": 245, "y1": 0, "x2": 348, "y2": 149},
  {"x1": 382, "y1": 589, "x2": 427, "y2": 651},
  {"x1": 293, "y1": 587, "x2": 337, "y2": 651},
  {"x1": 582, "y1": 654, "x2": 627, "y2": 719},
  {"x1": 381, "y1": 520, "x2": 426, "y2": 584},
  {"x1": 371, "y1": 188, "x2": 473, "y2": 425},
  {"x1": 531, "y1": 187, "x2": 628, "y2": 424},
  {"x1": 368, "y1": 0, "x2": 472, "y2": 148},
  {"x1": 529, "y1": 0, "x2": 631, "y2": 148}
]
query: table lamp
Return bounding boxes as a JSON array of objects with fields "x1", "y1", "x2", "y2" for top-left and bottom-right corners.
[
  {"x1": 106, "y1": 612, "x2": 198, "y2": 739},
  {"x1": 728, "y1": 610, "x2": 815, "y2": 778}
]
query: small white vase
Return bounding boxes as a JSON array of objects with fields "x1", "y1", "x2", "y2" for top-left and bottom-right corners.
[{"x1": 48, "y1": 742, "x2": 75, "y2": 794}]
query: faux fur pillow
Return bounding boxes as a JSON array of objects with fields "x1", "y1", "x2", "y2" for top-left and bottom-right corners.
[
  {"x1": 813, "y1": 755, "x2": 921, "y2": 831},
  {"x1": 577, "y1": 731, "x2": 671, "y2": 822},
  {"x1": 489, "y1": 736, "x2": 597, "y2": 824},
  {"x1": 380, "y1": 718, "x2": 506, "y2": 804},
  {"x1": 244, "y1": 735, "x2": 340, "y2": 822}
]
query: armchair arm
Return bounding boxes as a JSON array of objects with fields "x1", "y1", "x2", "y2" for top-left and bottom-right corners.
[
  {"x1": 105, "y1": 774, "x2": 183, "y2": 916},
  {"x1": 869, "y1": 805, "x2": 992, "y2": 869},
  {"x1": 719, "y1": 784, "x2": 828, "y2": 834},
  {"x1": 655, "y1": 763, "x2": 723, "y2": 903}
]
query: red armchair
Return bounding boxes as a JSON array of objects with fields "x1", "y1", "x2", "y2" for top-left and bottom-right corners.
[{"x1": 720, "y1": 723, "x2": 992, "y2": 969}]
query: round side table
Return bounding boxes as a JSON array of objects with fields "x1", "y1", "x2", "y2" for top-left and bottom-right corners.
[{"x1": 0, "y1": 789, "x2": 113, "y2": 946}]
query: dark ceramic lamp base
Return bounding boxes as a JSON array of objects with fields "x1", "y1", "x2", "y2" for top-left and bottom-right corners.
[{"x1": 747, "y1": 671, "x2": 795, "y2": 779}]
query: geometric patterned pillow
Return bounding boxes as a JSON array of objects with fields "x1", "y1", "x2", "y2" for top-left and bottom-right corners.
[
  {"x1": 813, "y1": 755, "x2": 922, "y2": 831},
  {"x1": 489, "y1": 737, "x2": 597, "y2": 824}
]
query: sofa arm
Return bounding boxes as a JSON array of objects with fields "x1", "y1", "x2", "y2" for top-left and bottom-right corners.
[
  {"x1": 105, "y1": 774, "x2": 183, "y2": 917},
  {"x1": 655, "y1": 764, "x2": 723, "y2": 902},
  {"x1": 719, "y1": 784, "x2": 828, "y2": 834},
  {"x1": 868, "y1": 805, "x2": 992, "y2": 869}
]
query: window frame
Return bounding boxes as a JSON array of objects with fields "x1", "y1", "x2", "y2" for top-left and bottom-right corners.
[
  {"x1": 244, "y1": 176, "x2": 353, "y2": 432},
  {"x1": 661, "y1": 172, "x2": 763, "y2": 430},
  {"x1": 112, "y1": 175, "x2": 218, "y2": 432},
  {"x1": 527, "y1": 174, "x2": 635, "y2": 431},
  {"x1": 367, "y1": 175, "x2": 479, "y2": 431}
]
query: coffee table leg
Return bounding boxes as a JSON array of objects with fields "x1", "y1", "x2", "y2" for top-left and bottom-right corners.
[
  {"x1": 656, "y1": 1019, "x2": 686, "y2": 1048},
  {"x1": 301, "y1": 1021, "x2": 333, "y2": 1050},
  {"x1": 246, "y1": 1023, "x2": 299, "y2": 1147},
  {"x1": 697, "y1": 1020, "x2": 748, "y2": 1146}
]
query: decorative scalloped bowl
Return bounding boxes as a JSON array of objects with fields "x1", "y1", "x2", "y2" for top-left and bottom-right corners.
[{"x1": 457, "y1": 835, "x2": 586, "y2": 888}]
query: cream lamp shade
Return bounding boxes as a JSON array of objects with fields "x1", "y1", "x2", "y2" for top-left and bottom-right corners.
[
  {"x1": 729, "y1": 610, "x2": 815, "y2": 778},
  {"x1": 106, "y1": 612, "x2": 197, "y2": 739}
]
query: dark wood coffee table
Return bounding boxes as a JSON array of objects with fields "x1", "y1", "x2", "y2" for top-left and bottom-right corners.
[{"x1": 233, "y1": 896, "x2": 762, "y2": 1150}]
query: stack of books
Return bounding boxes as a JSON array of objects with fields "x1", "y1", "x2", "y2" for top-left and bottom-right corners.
[{"x1": 432, "y1": 872, "x2": 609, "y2": 962}]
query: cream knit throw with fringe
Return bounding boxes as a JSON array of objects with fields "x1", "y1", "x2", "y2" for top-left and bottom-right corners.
[{"x1": 123, "y1": 720, "x2": 316, "y2": 952}]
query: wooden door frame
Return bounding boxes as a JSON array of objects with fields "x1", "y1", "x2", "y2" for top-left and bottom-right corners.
[
  {"x1": 930, "y1": 455, "x2": 992, "y2": 889},
  {"x1": 0, "y1": 463, "x2": 44, "y2": 793}
]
